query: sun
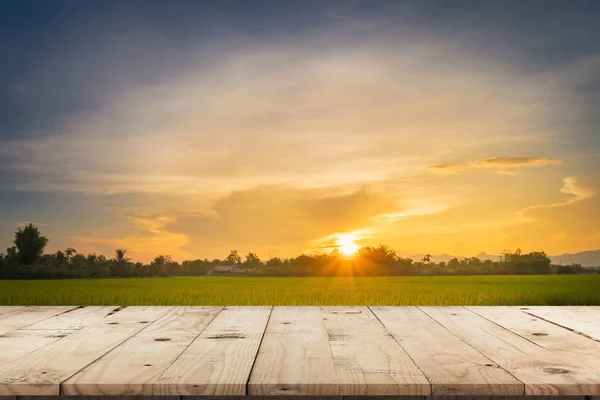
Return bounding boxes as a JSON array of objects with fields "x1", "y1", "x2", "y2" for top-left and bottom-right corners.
[{"x1": 336, "y1": 234, "x2": 360, "y2": 256}]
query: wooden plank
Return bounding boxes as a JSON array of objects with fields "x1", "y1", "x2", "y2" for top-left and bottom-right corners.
[
  {"x1": 0, "y1": 306, "x2": 78, "y2": 335},
  {"x1": 371, "y1": 306, "x2": 524, "y2": 395},
  {"x1": 468, "y1": 306, "x2": 600, "y2": 373},
  {"x1": 420, "y1": 306, "x2": 600, "y2": 395},
  {"x1": 424, "y1": 397, "x2": 586, "y2": 400},
  {"x1": 22, "y1": 396, "x2": 338, "y2": 400},
  {"x1": 0, "y1": 306, "x2": 172, "y2": 395},
  {"x1": 518, "y1": 306, "x2": 600, "y2": 341},
  {"x1": 320, "y1": 306, "x2": 430, "y2": 396},
  {"x1": 184, "y1": 397, "x2": 344, "y2": 400},
  {"x1": 18, "y1": 397, "x2": 179, "y2": 400},
  {"x1": 0, "y1": 306, "x2": 116, "y2": 368},
  {"x1": 343, "y1": 397, "x2": 421, "y2": 400},
  {"x1": 154, "y1": 306, "x2": 272, "y2": 396},
  {"x1": 22, "y1": 306, "x2": 115, "y2": 330},
  {"x1": 62, "y1": 306, "x2": 223, "y2": 396},
  {"x1": 185, "y1": 397, "x2": 344, "y2": 400},
  {"x1": 248, "y1": 306, "x2": 339, "y2": 396},
  {"x1": 0, "y1": 307, "x2": 26, "y2": 317}
]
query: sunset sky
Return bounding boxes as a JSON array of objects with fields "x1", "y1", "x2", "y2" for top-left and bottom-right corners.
[{"x1": 1, "y1": 0, "x2": 599, "y2": 262}]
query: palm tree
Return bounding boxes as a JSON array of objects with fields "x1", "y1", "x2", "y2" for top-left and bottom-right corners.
[
  {"x1": 111, "y1": 249, "x2": 131, "y2": 278},
  {"x1": 422, "y1": 253, "x2": 432, "y2": 263},
  {"x1": 64, "y1": 248, "x2": 77, "y2": 260},
  {"x1": 114, "y1": 249, "x2": 130, "y2": 263}
]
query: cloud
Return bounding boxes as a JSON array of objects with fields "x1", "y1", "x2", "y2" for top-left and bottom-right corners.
[
  {"x1": 428, "y1": 157, "x2": 563, "y2": 174},
  {"x1": 67, "y1": 212, "x2": 192, "y2": 262},
  {"x1": 0, "y1": 27, "x2": 574, "y2": 197},
  {"x1": 560, "y1": 176, "x2": 596, "y2": 199},
  {"x1": 473, "y1": 157, "x2": 563, "y2": 168},
  {"x1": 496, "y1": 170, "x2": 520, "y2": 176},
  {"x1": 519, "y1": 176, "x2": 595, "y2": 214},
  {"x1": 500, "y1": 175, "x2": 600, "y2": 253},
  {"x1": 162, "y1": 185, "x2": 398, "y2": 259},
  {"x1": 2, "y1": 9, "x2": 598, "y2": 259},
  {"x1": 427, "y1": 163, "x2": 468, "y2": 174}
]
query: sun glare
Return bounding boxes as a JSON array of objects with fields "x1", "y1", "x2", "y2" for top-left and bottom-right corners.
[{"x1": 337, "y1": 234, "x2": 360, "y2": 256}]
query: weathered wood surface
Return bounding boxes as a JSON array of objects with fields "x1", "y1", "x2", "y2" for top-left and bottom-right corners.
[
  {"x1": 321, "y1": 306, "x2": 430, "y2": 396},
  {"x1": 517, "y1": 306, "x2": 600, "y2": 341},
  {"x1": 0, "y1": 306, "x2": 598, "y2": 396},
  {"x1": 0, "y1": 306, "x2": 78, "y2": 336},
  {"x1": 154, "y1": 306, "x2": 271, "y2": 396},
  {"x1": 62, "y1": 307, "x2": 223, "y2": 396},
  {"x1": 248, "y1": 307, "x2": 339, "y2": 396},
  {"x1": 0, "y1": 307, "x2": 172, "y2": 395},
  {"x1": 371, "y1": 306, "x2": 523, "y2": 395},
  {"x1": 467, "y1": 307, "x2": 600, "y2": 373},
  {"x1": 420, "y1": 307, "x2": 600, "y2": 396},
  {"x1": 0, "y1": 306, "x2": 116, "y2": 369}
]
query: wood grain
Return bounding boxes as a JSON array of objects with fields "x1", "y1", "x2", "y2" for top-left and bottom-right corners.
[
  {"x1": 154, "y1": 306, "x2": 272, "y2": 396},
  {"x1": 371, "y1": 306, "x2": 524, "y2": 395},
  {"x1": 0, "y1": 306, "x2": 172, "y2": 395},
  {"x1": 468, "y1": 306, "x2": 600, "y2": 373},
  {"x1": 62, "y1": 306, "x2": 223, "y2": 396},
  {"x1": 0, "y1": 307, "x2": 78, "y2": 336},
  {"x1": 0, "y1": 306, "x2": 115, "y2": 368},
  {"x1": 518, "y1": 306, "x2": 600, "y2": 341},
  {"x1": 0, "y1": 307, "x2": 25, "y2": 317},
  {"x1": 321, "y1": 306, "x2": 430, "y2": 396},
  {"x1": 0, "y1": 306, "x2": 599, "y2": 397},
  {"x1": 420, "y1": 306, "x2": 600, "y2": 395},
  {"x1": 248, "y1": 306, "x2": 339, "y2": 396}
]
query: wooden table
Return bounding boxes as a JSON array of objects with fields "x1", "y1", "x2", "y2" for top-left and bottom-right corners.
[{"x1": 0, "y1": 306, "x2": 599, "y2": 397}]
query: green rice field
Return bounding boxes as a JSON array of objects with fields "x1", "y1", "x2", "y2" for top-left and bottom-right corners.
[{"x1": 1, "y1": 275, "x2": 599, "y2": 305}]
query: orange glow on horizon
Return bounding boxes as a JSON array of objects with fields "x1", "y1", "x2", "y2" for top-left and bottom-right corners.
[{"x1": 336, "y1": 234, "x2": 360, "y2": 256}]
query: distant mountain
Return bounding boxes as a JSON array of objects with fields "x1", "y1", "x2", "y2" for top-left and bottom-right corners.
[
  {"x1": 550, "y1": 250, "x2": 600, "y2": 267},
  {"x1": 403, "y1": 250, "x2": 600, "y2": 267}
]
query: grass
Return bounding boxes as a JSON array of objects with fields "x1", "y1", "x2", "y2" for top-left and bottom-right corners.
[{"x1": 1, "y1": 275, "x2": 599, "y2": 305}]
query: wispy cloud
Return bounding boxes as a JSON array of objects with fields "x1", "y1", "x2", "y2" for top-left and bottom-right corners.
[
  {"x1": 496, "y1": 170, "x2": 521, "y2": 176},
  {"x1": 519, "y1": 176, "x2": 596, "y2": 214},
  {"x1": 429, "y1": 157, "x2": 563, "y2": 174},
  {"x1": 0, "y1": 29, "x2": 574, "y2": 197},
  {"x1": 501, "y1": 175, "x2": 600, "y2": 254},
  {"x1": 67, "y1": 212, "x2": 192, "y2": 261}
]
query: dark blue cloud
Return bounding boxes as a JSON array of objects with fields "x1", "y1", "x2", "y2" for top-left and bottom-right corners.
[
  {"x1": 0, "y1": 189, "x2": 116, "y2": 250},
  {"x1": 1, "y1": 0, "x2": 599, "y2": 142},
  {"x1": 0, "y1": 0, "x2": 340, "y2": 140}
]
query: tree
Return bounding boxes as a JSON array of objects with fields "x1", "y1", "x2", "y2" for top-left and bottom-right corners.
[
  {"x1": 266, "y1": 257, "x2": 283, "y2": 267},
  {"x1": 244, "y1": 252, "x2": 262, "y2": 268},
  {"x1": 64, "y1": 248, "x2": 77, "y2": 260},
  {"x1": 355, "y1": 245, "x2": 397, "y2": 275},
  {"x1": 501, "y1": 248, "x2": 521, "y2": 264},
  {"x1": 357, "y1": 245, "x2": 396, "y2": 265},
  {"x1": 152, "y1": 255, "x2": 172, "y2": 265},
  {"x1": 1, "y1": 247, "x2": 19, "y2": 279},
  {"x1": 111, "y1": 248, "x2": 132, "y2": 277},
  {"x1": 421, "y1": 253, "x2": 432, "y2": 263},
  {"x1": 181, "y1": 259, "x2": 210, "y2": 276},
  {"x1": 225, "y1": 250, "x2": 242, "y2": 265},
  {"x1": 557, "y1": 264, "x2": 575, "y2": 274},
  {"x1": 14, "y1": 224, "x2": 48, "y2": 266},
  {"x1": 114, "y1": 249, "x2": 130, "y2": 263},
  {"x1": 525, "y1": 251, "x2": 551, "y2": 274}
]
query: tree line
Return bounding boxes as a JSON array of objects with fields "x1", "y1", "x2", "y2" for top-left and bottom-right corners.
[{"x1": 0, "y1": 224, "x2": 596, "y2": 280}]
